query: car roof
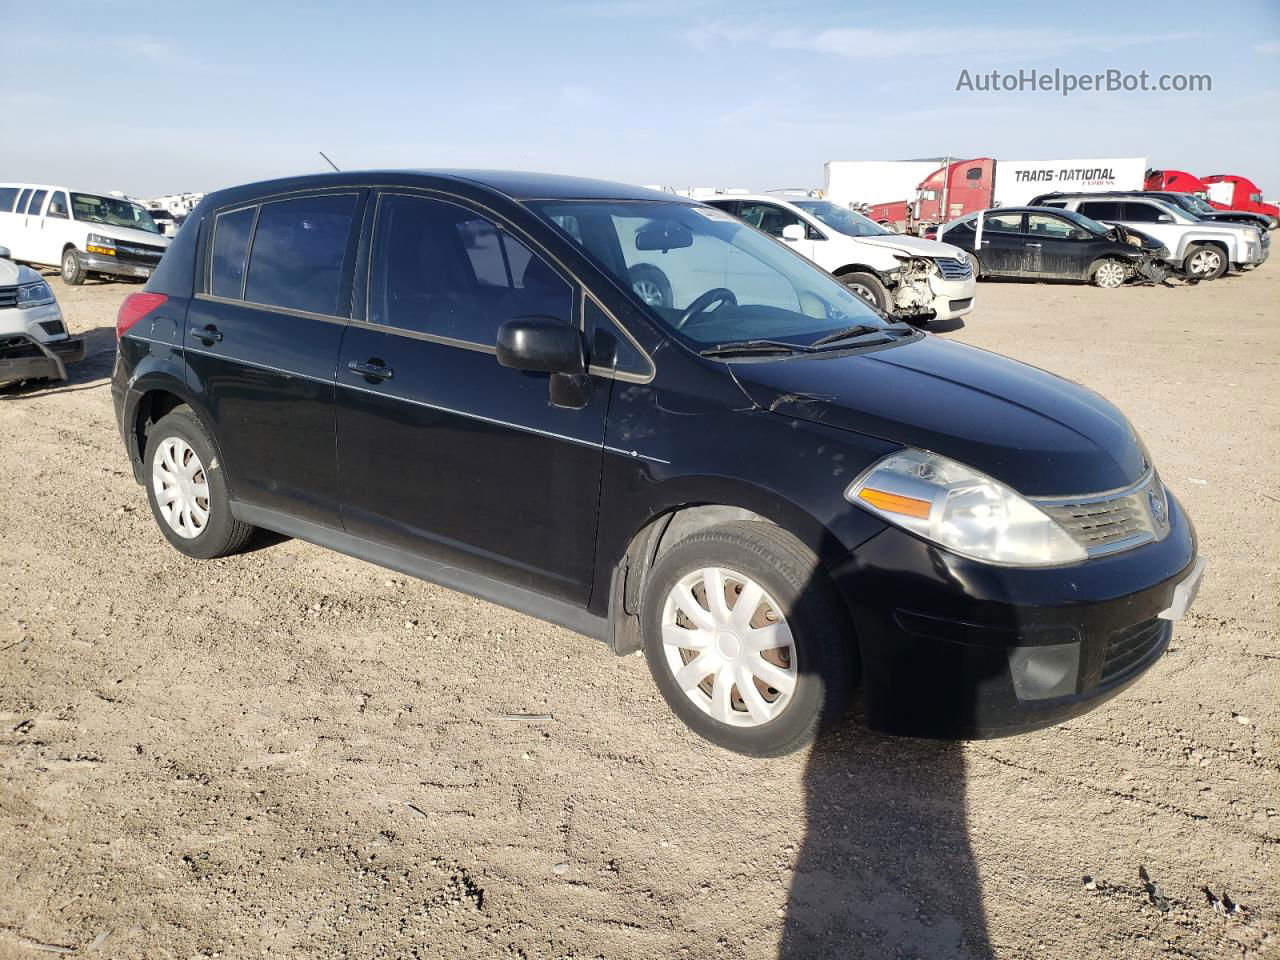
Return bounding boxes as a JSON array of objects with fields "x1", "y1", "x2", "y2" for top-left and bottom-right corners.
[{"x1": 203, "y1": 170, "x2": 691, "y2": 205}]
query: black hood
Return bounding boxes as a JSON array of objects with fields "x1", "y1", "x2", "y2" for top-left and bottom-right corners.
[{"x1": 730, "y1": 336, "x2": 1146, "y2": 497}]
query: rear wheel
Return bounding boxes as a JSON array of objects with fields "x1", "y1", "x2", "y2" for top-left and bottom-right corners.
[
  {"x1": 1184, "y1": 244, "x2": 1226, "y2": 280},
  {"x1": 839, "y1": 271, "x2": 889, "y2": 311},
  {"x1": 1091, "y1": 258, "x2": 1129, "y2": 289},
  {"x1": 144, "y1": 408, "x2": 254, "y2": 559},
  {"x1": 61, "y1": 248, "x2": 85, "y2": 285},
  {"x1": 640, "y1": 521, "x2": 856, "y2": 756}
]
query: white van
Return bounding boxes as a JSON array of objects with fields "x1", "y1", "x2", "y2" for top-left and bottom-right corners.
[{"x1": 0, "y1": 184, "x2": 171, "y2": 285}]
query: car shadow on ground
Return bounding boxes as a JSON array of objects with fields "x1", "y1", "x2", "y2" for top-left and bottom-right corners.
[
  {"x1": 0, "y1": 325, "x2": 116, "y2": 398},
  {"x1": 926, "y1": 317, "x2": 967, "y2": 334},
  {"x1": 780, "y1": 722, "x2": 990, "y2": 959}
]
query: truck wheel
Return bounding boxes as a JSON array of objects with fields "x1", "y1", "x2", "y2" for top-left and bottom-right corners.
[
  {"x1": 1184, "y1": 244, "x2": 1226, "y2": 280},
  {"x1": 61, "y1": 248, "x2": 86, "y2": 285},
  {"x1": 640, "y1": 521, "x2": 857, "y2": 757},
  {"x1": 840, "y1": 271, "x2": 888, "y2": 311},
  {"x1": 1090, "y1": 258, "x2": 1129, "y2": 289},
  {"x1": 144, "y1": 408, "x2": 255, "y2": 560}
]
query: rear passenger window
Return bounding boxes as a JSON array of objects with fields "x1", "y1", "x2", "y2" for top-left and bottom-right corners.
[
  {"x1": 244, "y1": 194, "x2": 356, "y2": 315},
  {"x1": 1078, "y1": 201, "x2": 1121, "y2": 221},
  {"x1": 1120, "y1": 203, "x2": 1161, "y2": 223},
  {"x1": 15, "y1": 189, "x2": 31, "y2": 213},
  {"x1": 982, "y1": 212, "x2": 1023, "y2": 233},
  {"x1": 370, "y1": 194, "x2": 572, "y2": 345},
  {"x1": 210, "y1": 207, "x2": 256, "y2": 299},
  {"x1": 0, "y1": 187, "x2": 18, "y2": 212},
  {"x1": 27, "y1": 190, "x2": 47, "y2": 215}
]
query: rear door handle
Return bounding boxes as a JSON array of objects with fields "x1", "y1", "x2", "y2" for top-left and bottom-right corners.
[
  {"x1": 348, "y1": 359, "x2": 393, "y2": 381},
  {"x1": 189, "y1": 325, "x2": 222, "y2": 343},
  {"x1": 1025, "y1": 242, "x2": 1042, "y2": 247}
]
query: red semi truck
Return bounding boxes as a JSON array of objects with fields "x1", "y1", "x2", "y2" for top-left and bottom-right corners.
[
  {"x1": 1145, "y1": 170, "x2": 1278, "y2": 222},
  {"x1": 863, "y1": 158, "x2": 997, "y2": 233}
]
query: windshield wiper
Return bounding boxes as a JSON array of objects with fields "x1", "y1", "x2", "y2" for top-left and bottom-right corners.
[
  {"x1": 808, "y1": 323, "x2": 902, "y2": 348},
  {"x1": 699, "y1": 339, "x2": 816, "y2": 358}
]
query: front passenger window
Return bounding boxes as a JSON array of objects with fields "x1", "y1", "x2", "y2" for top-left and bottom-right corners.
[
  {"x1": 738, "y1": 202, "x2": 802, "y2": 238},
  {"x1": 369, "y1": 194, "x2": 573, "y2": 345}
]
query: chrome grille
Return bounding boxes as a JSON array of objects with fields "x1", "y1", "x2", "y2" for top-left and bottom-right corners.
[
  {"x1": 0, "y1": 285, "x2": 16, "y2": 309},
  {"x1": 1036, "y1": 471, "x2": 1170, "y2": 557},
  {"x1": 934, "y1": 256, "x2": 973, "y2": 280}
]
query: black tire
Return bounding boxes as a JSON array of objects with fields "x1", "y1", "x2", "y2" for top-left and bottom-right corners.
[
  {"x1": 61, "y1": 247, "x2": 86, "y2": 285},
  {"x1": 628, "y1": 263, "x2": 673, "y2": 308},
  {"x1": 839, "y1": 271, "x2": 889, "y2": 311},
  {"x1": 963, "y1": 251, "x2": 982, "y2": 280},
  {"x1": 640, "y1": 521, "x2": 857, "y2": 757},
  {"x1": 1183, "y1": 243, "x2": 1226, "y2": 280},
  {"x1": 143, "y1": 408, "x2": 254, "y2": 559},
  {"x1": 1089, "y1": 257, "x2": 1130, "y2": 289}
]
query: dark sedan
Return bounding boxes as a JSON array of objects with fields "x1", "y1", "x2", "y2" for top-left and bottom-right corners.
[{"x1": 937, "y1": 206, "x2": 1168, "y2": 288}]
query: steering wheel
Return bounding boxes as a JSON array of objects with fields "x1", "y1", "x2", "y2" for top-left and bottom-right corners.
[{"x1": 676, "y1": 288, "x2": 737, "y2": 330}]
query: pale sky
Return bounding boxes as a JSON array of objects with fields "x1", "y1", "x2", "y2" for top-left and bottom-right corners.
[{"x1": 4, "y1": 0, "x2": 1279, "y2": 199}]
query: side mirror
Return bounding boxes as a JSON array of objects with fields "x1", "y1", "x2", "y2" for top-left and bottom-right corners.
[
  {"x1": 781, "y1": 223, "x2": 805, "y2": 241},
  {"x1": 496, "y1": 318, "x2": 584, "y2": 375},
  {"x1": 0, "y1": 246, "x2": 10, "y2": 260},
  {"x1": 1072, "y1": 229, "x2": 1092, "y2": 240},
  {"x1": 1156, "y1": 214, "x2": 1174, "y2": 223}
]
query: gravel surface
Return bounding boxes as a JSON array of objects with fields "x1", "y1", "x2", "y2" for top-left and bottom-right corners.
[{"x1": 1, "y1": 267, "x2": 1276, "y2": 959}]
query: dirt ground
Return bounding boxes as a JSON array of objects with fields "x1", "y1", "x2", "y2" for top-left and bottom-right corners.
[{"x1": 1, "y1": 264, "x2": 1277, "y2": 960}]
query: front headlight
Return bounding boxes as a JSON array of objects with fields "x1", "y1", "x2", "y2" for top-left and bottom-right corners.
[
  {"x1": 847, "y1": 448, "x2": 1087, "y2": 566},
  {"x1": 86, "y1": 233, "x2": 117, "y2": 256},
  {"x1": 17, "y1": 280, "x2": 56, "y2": 309}
]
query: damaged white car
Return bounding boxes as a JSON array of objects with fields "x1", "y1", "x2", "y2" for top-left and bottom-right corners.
[
  {"x1": 0, "y1": 246, "x2": 84, "y2": 387},
  {"x1": 701, "y1": 195, "x2": 976, "y2": 323}
]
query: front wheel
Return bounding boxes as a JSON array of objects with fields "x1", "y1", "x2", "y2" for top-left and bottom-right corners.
[
  {"x1": 840, "y1": 271, "x2": 889, "y2": 311},
  {"x1": 640, "y1": 521, "x2": 856, "y2": 756},
  {"x1": 61, "y1": 248, "x2": 86, "y2": 285},
  {"x1": 1091, "y1": 258, "x2": 1130, "y2": 289},
  {"x1": 963, "y1": 251, "x2": 982, "y2": 280},
  {"x1": 144, "y1": 408, "x2": 255, "y2": 559},
  {"x1": 1184, "y1": 244, "x2": 1226, "y2": 280}
]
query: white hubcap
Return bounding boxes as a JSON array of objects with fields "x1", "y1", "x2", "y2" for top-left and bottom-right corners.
[
  {"x1": 152, "y1": 437, "x2": 211, "y2": 539},
  {"x1": 633, "y1": 279, "x2": 664, "y2": 306},
  {"x1": 661, "y1": 567, "x2": 798, "y2": 727}
]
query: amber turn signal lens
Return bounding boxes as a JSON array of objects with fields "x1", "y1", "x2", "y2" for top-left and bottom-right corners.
[{"x1": 857, "y1": 487, "x2": 932, "y2": 519}]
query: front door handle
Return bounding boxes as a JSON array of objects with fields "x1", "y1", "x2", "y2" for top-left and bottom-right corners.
[
  {"x1": 1025, "y1": 242, "x2": 1042, "y2": 248},
  {"x1": 189, "y1": 325, "x2": 222, "y2": 343},
  {"x1": 348, "y1": 359, "x2": 393, "y2": 381}
]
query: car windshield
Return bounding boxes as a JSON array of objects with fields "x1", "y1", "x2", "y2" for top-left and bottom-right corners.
[
  {"x1": 1183, "y1": 195, "x2": 1214, "y2": 214},
  {"x1": 791, "y1": 200, "x2": 891, "y2": 237},
  {"x1": 70, "y1": 193, "x2": 161, "y2": 234},
  {"x1": 526, "y1": 199, "x2": 890, "y2": 350}
]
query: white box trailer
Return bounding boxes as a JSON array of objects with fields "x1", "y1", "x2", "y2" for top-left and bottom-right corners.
[
  {"x1": 823, "y1": 161, "x2": 940, "y2": 209},
  {"x1": 992, "y1": 157, "x2": 1148, "y2": 207}
]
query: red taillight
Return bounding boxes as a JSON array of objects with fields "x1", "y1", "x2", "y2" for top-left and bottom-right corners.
[{"x1": 116, "y1": 292, "x2": 168, "y2": 338}]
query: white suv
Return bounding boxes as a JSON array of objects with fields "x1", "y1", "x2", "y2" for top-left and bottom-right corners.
[
  {"x1": 0, "y1": 184, "x2": 171, "y2": 285},
  {"x1": 0, "y1": 245, "x2": 83, "y2": 386},
  {"x1": 701, "y1": 195, "x2": 976, "y2": 323}
]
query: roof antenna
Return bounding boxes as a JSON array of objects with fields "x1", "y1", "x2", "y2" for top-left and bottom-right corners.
[{"x1": 319, "y1": 151, "x2": 341, "y2": 172}]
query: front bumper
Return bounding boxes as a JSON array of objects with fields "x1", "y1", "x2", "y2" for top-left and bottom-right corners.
[
  {"x1": 926, "y1": 275, "x2": 977, "y2": 321},
  {"x1": 79, "y1": 251, "x2": 158, "y2": 279},
  {"x1": 830, "y1": 492, "x2": 1200, "y2": 739},
  {"x1": 0, "y1": 335, "x2": 85, "y2": 383}
]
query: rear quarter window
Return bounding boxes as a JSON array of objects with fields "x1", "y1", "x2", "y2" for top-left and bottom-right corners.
[
  {"x1": 244, "y1": 194, "x2": 357, "y2": 315},
  {"x1": 0, "y1": 187, "x2": 19, "y2": 212},
  {"x1": 209, "y1": 206, "x2": 257, "y2": 299}
]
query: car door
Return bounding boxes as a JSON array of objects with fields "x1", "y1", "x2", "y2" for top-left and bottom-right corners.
[
  {"x1": 1025, "y1": 212, "x2": 1094, "y2": 279},
  {"x1": 334, "y1": 191, "x2": 609, "y2": 604},
  {"x1": 39, "y1": 191, "x2": 74, "y2": 266},
  {"x1": 185, "y1": 190, "x2": 365, "y2": 528},
  {"x1": 973, "y1": 211, "x2": 1026, "y2": 275}
]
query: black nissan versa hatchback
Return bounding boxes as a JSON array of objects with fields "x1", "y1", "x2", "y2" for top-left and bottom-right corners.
[{"x1": 110, "y1": 171, "x2": 1204, "y2": 756}]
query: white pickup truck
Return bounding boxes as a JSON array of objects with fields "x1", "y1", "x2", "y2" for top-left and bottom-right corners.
[
  {"x1": 0, "y1": 183, "x2": 170, "y2": 285},
  {"x1": 699, "y1": 195, "x2": 976, "y2": 323}
]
